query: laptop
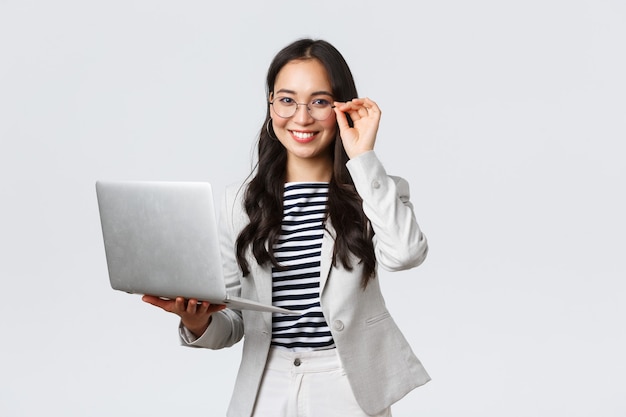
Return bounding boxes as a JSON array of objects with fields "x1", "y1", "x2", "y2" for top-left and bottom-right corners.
[{"x1": 95, "y1": 180, "x2": 295, "y2": 315}]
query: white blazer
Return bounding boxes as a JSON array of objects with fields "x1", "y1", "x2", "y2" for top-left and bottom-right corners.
[{"x1": 180, "y1": 151, "x2": 430, "y2": 416}]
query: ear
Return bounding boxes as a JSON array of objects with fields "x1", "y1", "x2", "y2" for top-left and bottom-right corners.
[{"x1": 268, "y1": 92, "x2": 274, "y2": 102}]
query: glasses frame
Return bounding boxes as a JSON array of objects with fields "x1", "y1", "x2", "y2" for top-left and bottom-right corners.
[{"x1": 269, "y1": 96, "x2": 336, "y2": 121}]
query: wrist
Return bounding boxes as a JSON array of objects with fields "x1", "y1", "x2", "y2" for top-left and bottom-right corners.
[{"x1": 185, "y1": 316, "x2": 212, "y2": 338}]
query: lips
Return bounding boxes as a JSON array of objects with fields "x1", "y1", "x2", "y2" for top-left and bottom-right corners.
[{"x1": 290, "y1": 130, "x2": 317, "y2": 143}]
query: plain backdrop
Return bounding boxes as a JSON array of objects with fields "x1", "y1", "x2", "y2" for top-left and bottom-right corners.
[{"x1": 1, "y1": 1, "x2": 624, "y2": 416}]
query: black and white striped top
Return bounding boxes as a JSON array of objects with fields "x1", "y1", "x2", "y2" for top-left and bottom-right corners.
[{"x1": 271, "y1": 182, "x2": 335, "y2": 352}]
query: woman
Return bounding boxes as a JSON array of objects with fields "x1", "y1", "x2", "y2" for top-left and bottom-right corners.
[{"x1": 143, "y1": 38, "x2": 430, "y2": 417}]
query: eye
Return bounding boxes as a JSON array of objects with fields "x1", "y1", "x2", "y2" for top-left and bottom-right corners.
[
  {"x1": 310, "y1": 98, "x2": 332, "y2": 108},
  {"x1": 276, "y1": 96, "x2": 295, "y2": 105}
]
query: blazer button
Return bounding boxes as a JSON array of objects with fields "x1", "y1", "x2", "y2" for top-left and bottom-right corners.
[
  {"x1": 372, "y1": 180, "x2": 381, "y2": 189},
  {"x1": 333, "y1": 320, "x2": 345, "y2": 331}
]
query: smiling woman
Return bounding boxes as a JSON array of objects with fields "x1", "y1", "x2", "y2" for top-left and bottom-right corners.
[
  {"x1": 269, "y1": 59, "x2": 338, "y2": 181},
  {"x1": 142, "y1": 38, "x2": 430, "y2": 417}
]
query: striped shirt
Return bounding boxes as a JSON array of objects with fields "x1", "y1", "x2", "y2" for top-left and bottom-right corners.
[{"x1": 271, "y1": 182, "x2": 335, "y2": 352}]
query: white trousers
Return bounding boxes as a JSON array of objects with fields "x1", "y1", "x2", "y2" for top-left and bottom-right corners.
[{"x1": 252, "y1": 347, "x2": 392, "y2": 417}]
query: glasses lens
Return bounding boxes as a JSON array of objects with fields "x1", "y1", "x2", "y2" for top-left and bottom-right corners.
[
  {"x1": 272, "y1": 97, "x2": 334, "y2": 121},
  {"x1": 272, "y1": 98, "x2": 296, "y2": 118},
  {"x1": 309, "y1": 100, "x2": 333, "y2": 120}
]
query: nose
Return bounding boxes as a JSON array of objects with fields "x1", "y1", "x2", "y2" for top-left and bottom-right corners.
[{"x1": 293, "y1": 103, "x2": 314, "y2": 124}]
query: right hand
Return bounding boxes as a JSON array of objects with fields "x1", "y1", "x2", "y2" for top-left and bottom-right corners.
[
  {"x1": 333, "y1": 97, "x2": 381, "y2": 159},
  {"x1": 142, "y1": 295, "x2": 226, "y2": 337}
]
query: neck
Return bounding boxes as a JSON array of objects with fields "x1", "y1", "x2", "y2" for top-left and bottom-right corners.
[{"x1": 285, "y1": 155, "x2": 332, "y2": 183}]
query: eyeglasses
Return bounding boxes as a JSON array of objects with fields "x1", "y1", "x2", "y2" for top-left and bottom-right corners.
[{"x1": 269, "y1": 96, "x2": 336, "y2": 121}]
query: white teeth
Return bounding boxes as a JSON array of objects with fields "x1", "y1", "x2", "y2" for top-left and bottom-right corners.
[{"x1": 292, "y1": 131, "x2": 315, "y2": 139}]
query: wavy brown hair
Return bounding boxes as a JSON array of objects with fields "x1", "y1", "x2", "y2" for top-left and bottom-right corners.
[{"x1": 235, "y1": 39, "x2": 376, "y2": 288}]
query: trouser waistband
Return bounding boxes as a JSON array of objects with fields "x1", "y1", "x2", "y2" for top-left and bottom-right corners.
[{"x1": 266, "y1": 347, "x2": 341, "y2": 373}]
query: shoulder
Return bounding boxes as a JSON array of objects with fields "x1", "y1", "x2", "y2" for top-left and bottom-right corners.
[
  {"x1": 224, "y1": 180, "x2": 247, "y2": 204},
  {"x1": 220, "y1": 180, "x2": 250, "y2": 230}
]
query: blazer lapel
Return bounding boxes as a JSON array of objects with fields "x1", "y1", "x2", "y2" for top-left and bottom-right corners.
[
  {"x1": 256, "y1": 263, "x2": 273, "y2": 305},
  {"x1": 319, "y1": 223, "x2": 336, "y2": 295},
  {"x1": 251, "y1": 260, "x2": 274, "y2": 329}
]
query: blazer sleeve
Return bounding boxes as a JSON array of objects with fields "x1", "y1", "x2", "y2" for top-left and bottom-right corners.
[
  {"x1": 179, "y1": 184, "x2": 245, "y2": 349},
  {"x1": 346, "y1": 150, "x2": 428, "y2": 271}
]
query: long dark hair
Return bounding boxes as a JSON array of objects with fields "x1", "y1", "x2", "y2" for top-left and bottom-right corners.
[{"x1": 235, "y1": 39, "x2": 376, "y2": 288}]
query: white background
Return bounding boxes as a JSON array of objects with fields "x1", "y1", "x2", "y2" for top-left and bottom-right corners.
[{"x1": 1, "y1": 1, "x2": 625, "y2": 416}]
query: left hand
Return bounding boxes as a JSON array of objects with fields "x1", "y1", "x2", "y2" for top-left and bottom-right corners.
[{"x1": 334, "y1": 97, "x2": 381, "y2": 159}]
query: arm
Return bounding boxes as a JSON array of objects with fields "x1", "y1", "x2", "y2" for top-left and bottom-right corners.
[
  {"x1": 335, "y1": 98, "x2": 428, "y2": 271},
  {"x1": 347, "y1": 151, "x2": 428, "y2": 271}
]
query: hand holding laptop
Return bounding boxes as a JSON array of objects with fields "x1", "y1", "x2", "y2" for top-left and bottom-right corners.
[{"x1": 142, "y1": 295, "x2": 226, "y2": 337}]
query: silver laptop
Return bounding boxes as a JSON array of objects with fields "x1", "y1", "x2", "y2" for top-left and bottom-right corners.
[{"x1": 96, "y1": 180, "x2": 295, "y2": 315}]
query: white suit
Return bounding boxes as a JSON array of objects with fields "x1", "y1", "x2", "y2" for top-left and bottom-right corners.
[{"x1": 180, "y1": 151, "x2": 430, "y2": 416}]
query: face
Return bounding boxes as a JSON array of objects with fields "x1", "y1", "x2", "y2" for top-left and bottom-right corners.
[{"x1": 270, "y1": 59, "x2": 337, "y2": 174}]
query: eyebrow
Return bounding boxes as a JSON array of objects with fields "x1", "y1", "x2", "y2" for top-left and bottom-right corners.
[{"x1": 275, "y1": 88, "x2": 334, "y2": 97}]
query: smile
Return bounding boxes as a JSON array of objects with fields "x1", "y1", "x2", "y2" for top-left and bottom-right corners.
[{"x1": 290, "y1": 130, "x2": 317, "y2": 143}]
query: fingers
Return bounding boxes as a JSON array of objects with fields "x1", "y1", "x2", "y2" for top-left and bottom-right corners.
[
  {"x1": 334, "y1": 97, "x2": 380, "y2": 121},
  {"x1": 178, "y1": 297, "x2": 226, "y2": 315},
  {"x1": 207, "y1": 303, "x2": 227, "y2": 314},
  {"x1": 333, "y1": 97, "x2": 381, "y2": 159},
  {"x1": 142, "y1": 295, "x2": 225, "y2": 315},
  {"x1": 184, "y1": 297, "x2": 201, "y2": 314},
  {"x1": 142, "y1": 294, "x2": 173, "y2": 310},
  {"x1": 175, "y1": 296, "x2": 188, "y2": 312},
  {"x1": 182, "y1": 299, "x2": 226, "y2": 314},
  {"x1": 334, "y1": 105, "x2": 351, "y2": 131}
]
